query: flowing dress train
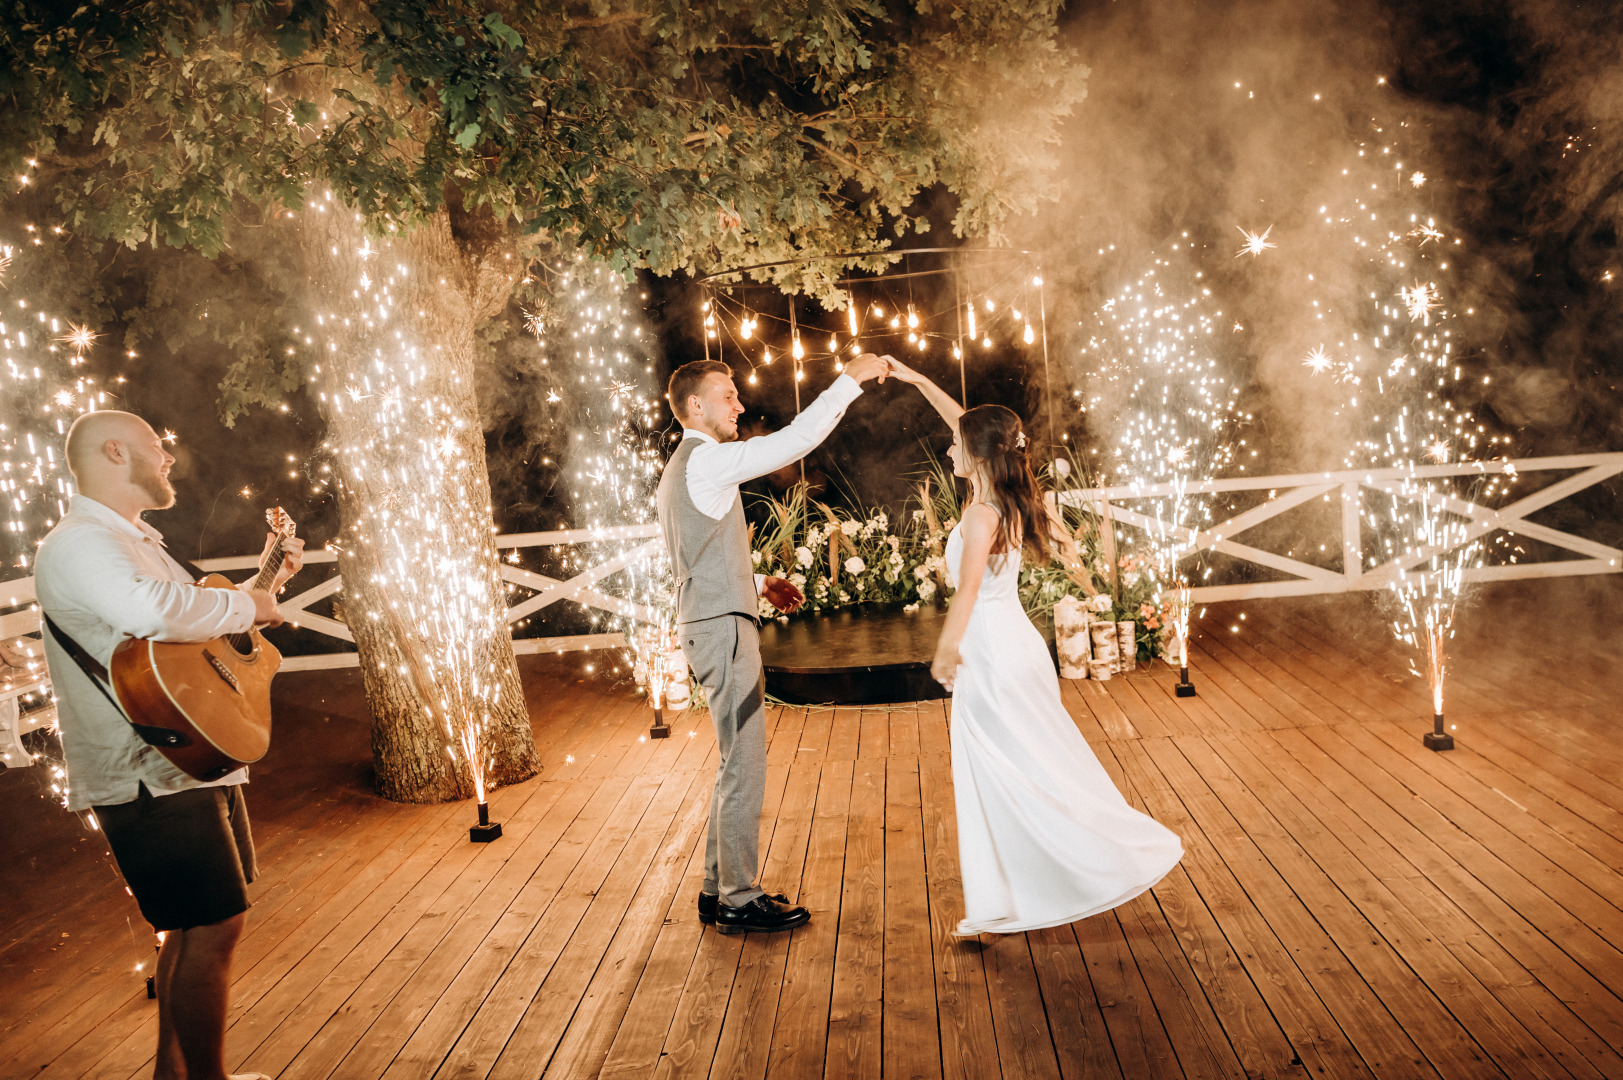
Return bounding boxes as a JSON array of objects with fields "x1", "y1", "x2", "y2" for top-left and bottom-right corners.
[{"x1": 946, "y1": 519, "x2": 1184, "y2": 935}]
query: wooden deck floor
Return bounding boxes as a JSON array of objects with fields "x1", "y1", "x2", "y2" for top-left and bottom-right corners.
[{"x1": 3, "y1": 577, "x2": 1623, "y2": 1079}]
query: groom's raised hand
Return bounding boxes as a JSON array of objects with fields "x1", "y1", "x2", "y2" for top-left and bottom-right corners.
[{"x1": 844, "y1": 352, "x2": 891, "y2": 385}]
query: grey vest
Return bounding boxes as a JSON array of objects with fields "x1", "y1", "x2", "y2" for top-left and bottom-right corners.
[{"x1": 657, "y1": 438, "x2": 760, "y2": 625}]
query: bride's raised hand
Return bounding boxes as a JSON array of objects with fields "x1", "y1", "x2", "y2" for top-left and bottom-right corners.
[{"x1": 882, "y1": 354, "x2": 928, "y2": 385}]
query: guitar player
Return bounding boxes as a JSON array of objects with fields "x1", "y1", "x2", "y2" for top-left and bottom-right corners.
[{"x1": 34, "y1": 410, "x2": 302, "y2": 1080}]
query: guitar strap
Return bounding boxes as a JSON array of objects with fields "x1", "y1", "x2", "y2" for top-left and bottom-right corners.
[{"x1": 42, "y1": 615, "x2": 193, "y2": 750}]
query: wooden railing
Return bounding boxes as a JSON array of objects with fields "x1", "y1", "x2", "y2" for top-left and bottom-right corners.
[
  {"x1": 1060, "y1": 453, "x2": 1623, "y2": 602},
  {"x1": 0, "y1": 525, "x2": 664, "y2": 674}
]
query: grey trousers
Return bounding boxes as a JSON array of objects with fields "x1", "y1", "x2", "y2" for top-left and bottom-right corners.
[{"x1": 681, "y1": 614, "x2": 766, "y2": 908}]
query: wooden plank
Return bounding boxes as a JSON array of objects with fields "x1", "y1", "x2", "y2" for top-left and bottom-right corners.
[
  {"x1": 643, "y1": 746, "x2": 802, "y2": 1080},
  {"x1": 1173, "y1": 734, "x2": 1531, "y2": 1079},
  {"x1": 1099, "y1": 677, "x2": 1171, "y2": 739},
  {"x1": 419, "y1": 773, "x2": 648, "y2": 1078},
  {"x1": 1110, "y1": 740, "x2": 1377, "y2": 1080},
  {"x1": 266, "y1": 778, "x2": 586, "y2": 1080},
  {"x1": 1069, "y1": 679, "x2": 1139, "y2": 741},
  {"x1": 706, "y1": 755, "x2": 821, "y2": 1080},
  {"x1": 1058, "y1": 676, "x2": 1113, "y2": 747},
  {"x1": 881, "y1": 754, "x2": 941, "y2": 1080},
  {"x1": 857, "y1": 708, "x2": 890, "y2": 761},
  {"x1": 1245, "y1": 723, "x2": 1619, "y2": 1079},
  {"x1": 1072, "y1": 911, "x2": 1181, "y2": 1077},
  {"x1": 1026, "y1": 924, "x2": 1121, "y2": 1079},
  {"x1": 824, "y1": 759, "x2": 885, "y2": 1080},
  {"x1": 1141, "y1": 736, "x2": 1444, "y2": 1080},
  {"x1": 482, "y1": 768, "x2": 711, "y2": 1080},
  {"x1": 980, "y1": 933, "x2": 1062, "y2": 1080},
  {"x1": 917, "y1": 746, "x2": 1000, "y2": 1080},
  {"x1": 1206, "y1": 729, "x2": 1601, "y2": 1080},
  {"x1": 766, "y1": 759, "x2": 854, "y2": 1080},
  {"x1": 826, "y1": 708, "x2": 861, "y2": 762},
  {"x1": 596, "y1": 795, "x2": 715, "y2": 1080},
  {"x1": 1272, "y1": 726, "x2": 1623, "y2": 1059},
  {"x1": 1324, "y1": 723, "x2": 1623, "y2": 984},
  {"x1": 888, "y1": 705, "x2": 921, "y2": 759}
]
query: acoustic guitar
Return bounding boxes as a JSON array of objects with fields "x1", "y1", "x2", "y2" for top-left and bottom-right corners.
[{"x1": 110, "y1": 508, "x2": 297, "y2": 781}]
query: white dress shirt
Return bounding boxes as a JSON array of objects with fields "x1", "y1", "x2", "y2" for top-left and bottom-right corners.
[
  {"x1": 34, "y1": 495, "x2": 259, "y2": 810},
  {"x1": 683, "y1": 373, "x2": 865, "y2": 593}
]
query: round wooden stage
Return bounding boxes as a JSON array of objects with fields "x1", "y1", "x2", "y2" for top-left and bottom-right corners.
[{"x1": 758, "y1": 602, "x2": 1056, "y2": 705}]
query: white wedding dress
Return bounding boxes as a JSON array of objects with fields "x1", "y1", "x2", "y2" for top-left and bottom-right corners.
[{"x1": 946, "y1": 517, "x2": 1184, "y2": 935}]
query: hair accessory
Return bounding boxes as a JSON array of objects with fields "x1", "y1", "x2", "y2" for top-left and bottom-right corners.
[{"x1": 1015, "y1": 430, "x2": 1027, "y2": 449}]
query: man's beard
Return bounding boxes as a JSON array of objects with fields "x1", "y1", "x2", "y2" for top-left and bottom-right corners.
[{"x1": 130, "y1": 457, "x2": 176, "y2": 509}]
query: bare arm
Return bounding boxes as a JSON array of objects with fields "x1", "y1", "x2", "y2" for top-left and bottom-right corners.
[
  {"x1": 931, "y1": 503, "x2": 999, "y2": 690},
  {"x1": 884, "y1": 355, "x2": 964, "y2": 428}
]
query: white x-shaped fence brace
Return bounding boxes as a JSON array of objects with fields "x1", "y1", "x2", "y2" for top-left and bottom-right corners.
[{"x1": 1059, "y1": 453, "x2": 1623, "y2": 603}]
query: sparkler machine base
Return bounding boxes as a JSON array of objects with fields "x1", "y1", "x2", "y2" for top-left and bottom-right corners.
[
  {"x1": 758, "y1": 602, "x2": 1056, "y2": 706},
  {"x1": 1423, "y1": 713, "x2": 1454, "y2": 752}
]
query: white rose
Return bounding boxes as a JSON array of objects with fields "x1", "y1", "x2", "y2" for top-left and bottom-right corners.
[
  {"x1": 838, "y1": 590, "x2": 851, "y2": 602},
  {"x1": 1091, "y1": 593, "x2": 1114, "y2": 613},
  {"x1": 795, "y1": 546, "x2": 813, "y2": 568},
  {"x1": 889, "y1": 552, "x2": 903, "y2": 568},
  {"x1": 918, "y1": 580, "x2": 936, "y2": 600},
  {"x1": 914, "y1": 564, "x2": 928, "y2": 579},
  {"x1": 789, "y1": 572, "x2": 807, "y2": 588},
  {"x1": 840, "y1": 519, "x2": 861, "y2": 537},
  {"x1": 751, "y1": 549, "x2": 763, "y2": 565},
  {"x1": 845, "y1": 556, "x2": 865, "y2": 574}
]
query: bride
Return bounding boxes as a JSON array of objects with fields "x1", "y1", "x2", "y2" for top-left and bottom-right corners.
[{"x1": 886, "y1": 356, "x2": 1184, "y2": 935}]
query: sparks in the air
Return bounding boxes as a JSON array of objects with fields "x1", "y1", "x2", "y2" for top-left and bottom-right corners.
[
  {"x1": 1235, "y1": 225, "x2": 1276, "y2": 258},
  {"x1": 1401, "y1": 282, "x2": 1439, "y2": 323},
  {"x1": 160, "y1": 429, "x2": 178, "y2": 444},
  {"x1": 57, "y1": 322, "x2": 98, "y2": 353},
  {"x1": 1410, "y1": 171, "x2": 1426, "y2": 187},
  {"x1": 1303, "y1": 345, "x2": 1333, "y2": 374},
  {"x1": 1426, "y1": 439, "x2": 1451, "y2": 464}
]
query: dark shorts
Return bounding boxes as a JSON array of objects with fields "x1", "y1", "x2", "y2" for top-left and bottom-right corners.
[{"x1": 94, "y1": 783, "x2": 257, "y2": 931}]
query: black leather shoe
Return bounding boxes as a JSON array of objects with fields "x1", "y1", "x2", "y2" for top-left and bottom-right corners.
[
  {"x1": 698, "y1": 891, "x2": 788, "y2": 924},
  {"x1": 714, "y1": 894, "x2": 810, "y2": 935}
]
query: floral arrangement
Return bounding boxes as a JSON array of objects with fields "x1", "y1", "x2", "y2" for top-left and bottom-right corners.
[{"x1": 743, "y1": 454, "x2": 1181, "y2": 662}]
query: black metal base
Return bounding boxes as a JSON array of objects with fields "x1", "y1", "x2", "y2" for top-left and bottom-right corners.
[
  {"x1": 649, "y1": 706, "x2": 670, "y2": 739},
  {"x1": 469, "y1": 821, "x2": 503, "y2": 842},
  {"x1": 1175, "y1": 682, "x2": 1197, "y2": 698},
  {"x1": 145, "y1": 975, "x2": 156, "y2": 1000},
  {"x1": 1423, "y1": 731, "x2": 1455, "y2": 752}
]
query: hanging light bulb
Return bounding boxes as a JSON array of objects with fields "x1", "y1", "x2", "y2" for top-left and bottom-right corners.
[
  {"x1": 791, "y1": 336, "x2": 804, "y2": 360},
  {"x1": 889, "y1": 316, "x2": 900, "y2": 329},
  {"x1": 847, "y1": 304, "x2": 859, "y2": 336},
  {"x1": 984, "y1": 299, "x2": 995, "y2": 312},
  {"x1": 967, "y1": 305, "x2": 977, "y2": 337},
  {"x1": 828, "y1": 334, "x2": 838, "y2": 352},
  {"x1": 795, "y1": 366, "x2": 804, "y2": 381},
  {"x1": 915, "y1": 337, "x2": 926, "y2": 351},
  {"x1": 872, "y1": 304, "x2": 884, "y2": 317},
  {"x1": 982, "y1": 336, "x2": 992, "y2": 348},
  {"x1": 740, "y1": 314, "x2": 753, "y2": 340},
  {"x1": 1033, "y1": 276, "x2": 1043, "y2": 286},
  {"x1": 747, "y1": 371, "x2": 758, "y2": 384},
  {"x1": 763, "y1": 346, "x2": 773, "y2": 365},
  {"x1": 1012, "y1": 307, "x2": 1023, "y2": 321},
  {"x1": 1023, "y1": 323, "x2": 1035, "y2": 345},
  {"x1": 906, "y1": 307, "x2": 919, "y2": 329},
  {"x1": 907, "y1": 332, "x2": 917, "y2": 342},
  {"x1": 952, "y1": 345, "x2": 962, "y2": 359}
]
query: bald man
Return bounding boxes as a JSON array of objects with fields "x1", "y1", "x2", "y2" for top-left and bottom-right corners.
[{"x1": 34, "y1": 410, "x2": 301, "y2": 1080}]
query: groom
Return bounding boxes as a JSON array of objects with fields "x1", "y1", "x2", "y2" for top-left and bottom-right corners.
[{"x1": 659, "y1": 352, "x2": 890, "y2": 933}]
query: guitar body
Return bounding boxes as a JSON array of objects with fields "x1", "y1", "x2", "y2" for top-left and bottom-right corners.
[{"x1": 110, "y1": 574, "x2": 282, "y2": 782}]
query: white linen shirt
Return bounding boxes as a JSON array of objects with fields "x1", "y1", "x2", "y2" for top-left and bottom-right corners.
[
  {"x1": 683, "y1": 373, "x2": 865, "y2": 595},
  {"x1": 34, "y1": 495, "x2": 259, "y2": 810}
]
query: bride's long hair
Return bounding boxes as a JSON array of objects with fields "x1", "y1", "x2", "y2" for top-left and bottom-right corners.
[{"x1": 958, "y1": 404, "x2": 1052, "y2": 564}]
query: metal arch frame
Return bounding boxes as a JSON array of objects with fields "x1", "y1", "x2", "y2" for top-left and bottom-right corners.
[{"x1": 1059, "y1": 453, "x2": 1623, "y2": 603}]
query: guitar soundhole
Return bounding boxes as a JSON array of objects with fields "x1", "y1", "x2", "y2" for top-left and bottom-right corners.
[{"x1": 225, "y1": 632, "x2": 254, "y2": 658}]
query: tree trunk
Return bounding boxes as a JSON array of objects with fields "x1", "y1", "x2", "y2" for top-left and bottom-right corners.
[{"x1": 301, "y1": 204, "x2": 539, "y2": 803}]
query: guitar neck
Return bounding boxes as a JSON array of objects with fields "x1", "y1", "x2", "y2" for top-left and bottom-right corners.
[{"x1": 250, "y1": 542, "x2": 286, "y2": 592}]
